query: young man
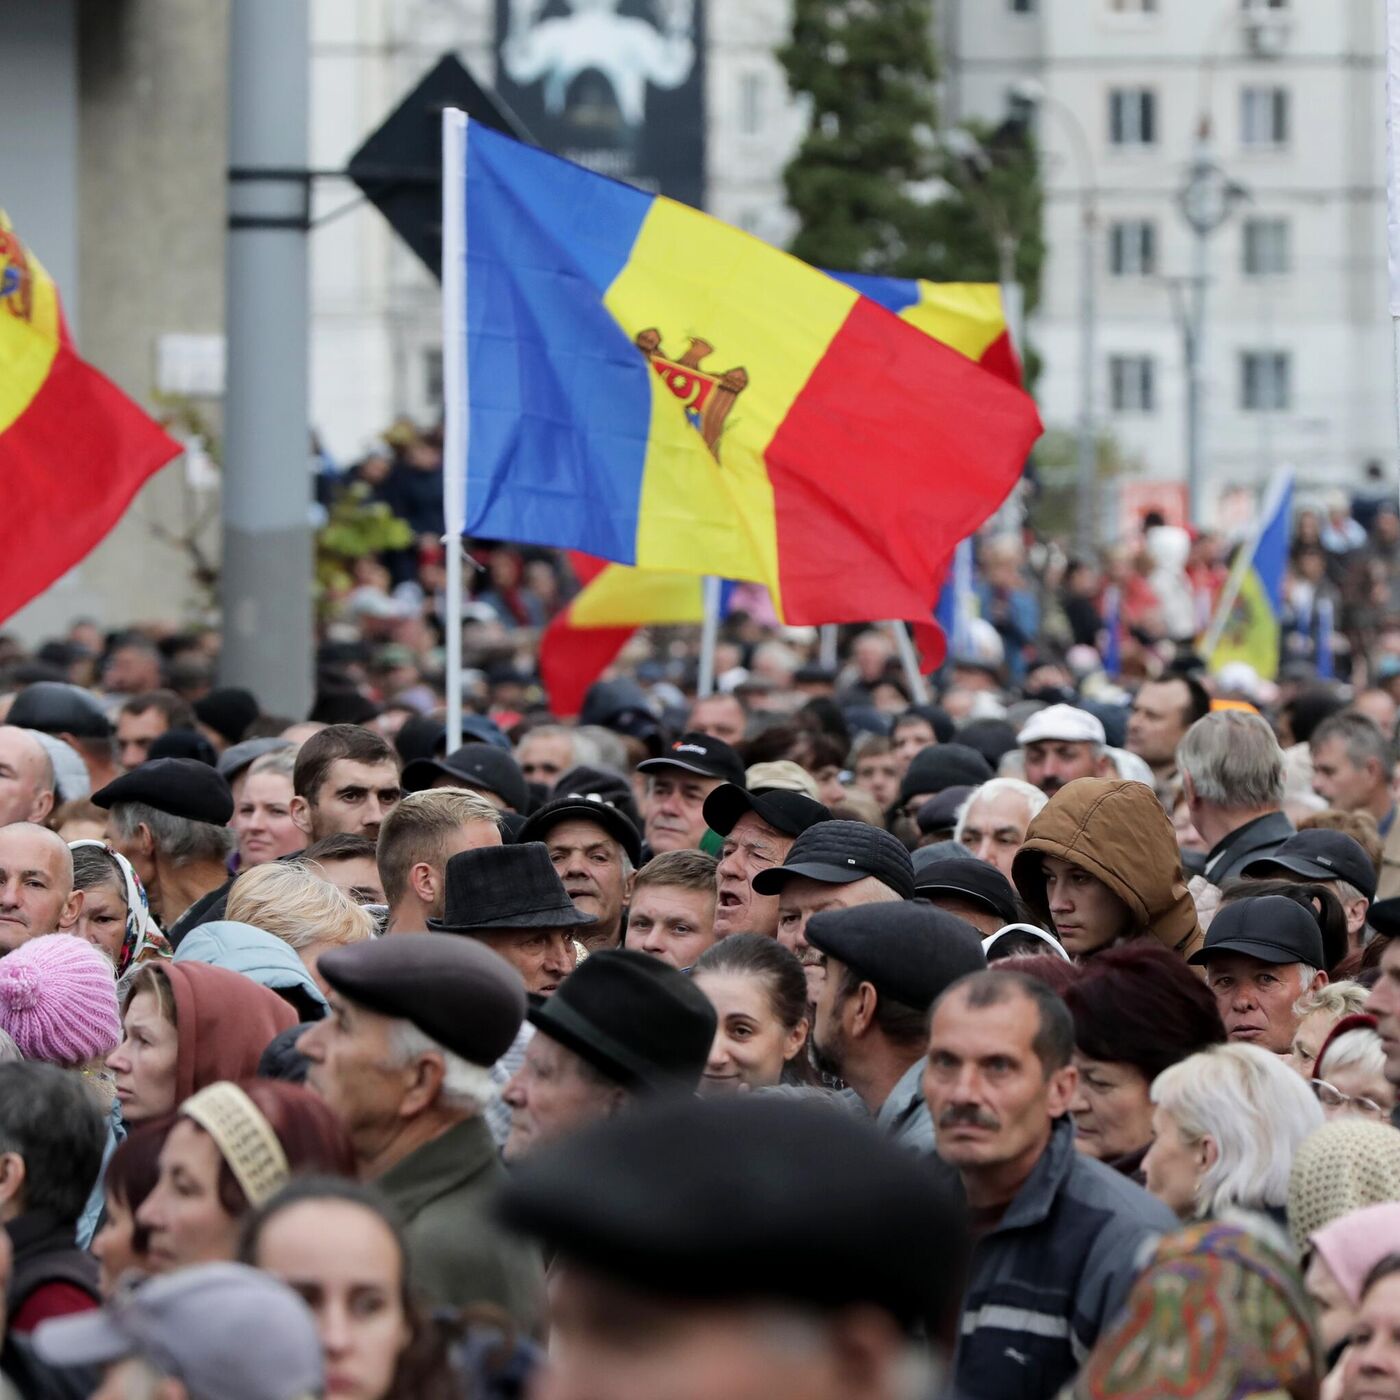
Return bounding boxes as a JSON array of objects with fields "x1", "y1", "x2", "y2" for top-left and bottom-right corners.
[
  {"x1": 625, "y1": 850, "x2": 719, "y2": 970},
  {"x1": 290, "y1": 724, "x2": 402, "y2": 844}
]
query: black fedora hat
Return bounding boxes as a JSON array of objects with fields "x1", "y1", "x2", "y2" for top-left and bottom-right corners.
[
  {"x1": 528, "y1": 950, "x2": 716, "y2": 1092},
  {"x1": 428, "y1": 842, "x2": 597, "y2": 934}
]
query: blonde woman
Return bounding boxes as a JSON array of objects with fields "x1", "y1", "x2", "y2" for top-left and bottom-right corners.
[
  {"x1": 1291, "y1": 982, "x2": 1371, "y2": 1079},
  {"x1": 225, "y1": 860, "x2": 374, "y2": 992}
]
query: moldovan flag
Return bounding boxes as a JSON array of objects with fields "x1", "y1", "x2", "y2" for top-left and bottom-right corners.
[
  {"x1": 446, "y1": 118, "x2": 1041, "y2": 625},
  {"x1": 0, "y1": 213, "x2": 181, "y2": 622},
  {"x1": 536, "y1": 281, "x2": 1021, "y2": 713},
  {"x1": 1205, "y1": 469, "x2": 1294, "y2": 680}
]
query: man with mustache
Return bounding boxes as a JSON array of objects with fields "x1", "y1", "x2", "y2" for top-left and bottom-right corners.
[
  {"x1": 1017, "y1": 705, "x2": 1112, "y2": 798},
  {"x1": 807, "y1": 903, "x2": 984, "y2": 1154},
  {"x1": 924, "y1": 969, "x2": 1176, "y2": 1400}
]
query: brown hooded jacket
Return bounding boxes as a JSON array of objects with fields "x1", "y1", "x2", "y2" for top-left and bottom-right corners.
[{"x1": 1012, "y1": 777, "x2": 1203, "y2": 961}]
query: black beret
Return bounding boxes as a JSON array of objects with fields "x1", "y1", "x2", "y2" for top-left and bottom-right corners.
[
  {"x1": 193, "y1": 687, "x2": 261, "y2": 745},
  {"x1": 912, "y1": 853, "x2": 1021, "y2": 926},
  {"x1": 498, "y1": 1096, "x2": 968, "y2": 1335},
  {"x1": 92, "y1": 757, "x2": 234, "y2": 825},
  {"x1": 752, "y1": 820, "x2": 914, "y2": 899},
  {"x1": 7, "y1": 682, "x2": 112, "y2": 739},
  {"x1": 702, "y1": 783, "x2": 830, "y2": 840},
  {"x1": 147, "y1": 728, "x2": 218, "y2": 767},
  {"x1": 529, "y1": 950, "x2": 715, "y2": 1091},
  {"x1": 898, "y1": 744, "x2": 994, "y2": 804},
  {"x1": 402, "y1": 744, "x2": 529, "y2": 813},
  {"x1": 317, "y1": 933, "x2": 526, "y2": 1065},
  {"x1": 517, "y1": 795, "x2": 642, "y2": 868},
  {"x1": 805, "y1": 902, "x2": 986, "y2": 1010}
]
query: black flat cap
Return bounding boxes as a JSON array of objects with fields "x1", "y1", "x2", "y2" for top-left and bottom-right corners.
[
  {"x1": 637, "y1": 732, "x2": 745, "y2": 787},
  {"x1": 912, "y1": 853, "x2": 1021, "y2": 925},
  {"x1": 193, "y1": 687, "x2": 260, "y2": 746},
  {"x1": 529, "y1": 950, "x2": 715, "y2": 1092},
  {"x1": 318, "y1": 933, "x2": 525, "y2": 1066},
  {"x1": 1188, "y1": 895, "x2": 1326, "y2": 968},
  {"x1": 552, "y1": 765, "x2": 644, "y2": 836},
  {"x1": 429, "y1": 842, "x2": 597, "y2": 934},
  {"x1": 7, "y1": 682, "x2": 112, "y2": 739},
  {"x1": 498, "y1": 1096, "x2": 968, "y2": 1336},
  {"x1": 752, "y1": 820, "x2": 915, "y2": 899},
  {"x1": 1241, "y1": 828, "x2": 1377, "y2": 903},
  {"x1": 805, "y1": 902, "x2": 986, "y2": 1010},
  {"x1": 915, "y1": 785, "x2": 974, "y2": 836},
  {"x1": 899, "y1": 743, "x2": 994, "y2": 804},
  {"x1": 147, "y1": 728, "x2": 218, "y2": 767},
  {"x1": 402, "y1": 744, "x2": 529, "y2": 813},
  {"x1": 517, "y1": 795, "x2": 642, "y2": 868},
  {"x1": 702, "y1": 783, "x2": 830, "y2": 841},
  {"x1": 92, "y1": 757, "x2": 234, "y2": 825},
  {"x1": 1372, "y1": 897, "x2": 1400, "y2": 940}
]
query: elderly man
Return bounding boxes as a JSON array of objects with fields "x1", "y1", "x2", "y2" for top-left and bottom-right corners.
[
  {"x1": 912, "y1": 854, "x2": 1021, "y2": 938},
  {"x1": 503, "y1": 949, "x2": 715, "y2": 1161},
  {"x1": 953, "y1": 778, "x2": 1047, "y2": 879},
  {"x1": 290, "y1": 724, "x2": 402, "y2": 844},
  {"x1": 515, "y1": 724, "x2": 582, "y2": 787},
  {"x1": 519, "y1": 788, "x2": 643, "y2": 950},
  {"x1": 500, "y1": 1097, "x2": 969, "y2": 1400},
  {"x1": 924, "y1": 969, "x2": 1176, "y2": 1400},
  {"x1": 0, "y1": 728, "x2": 55, "y2": 830},
  {"x1": 753, "y1": 821, "x2": 914, "y2": 1006},
  {"x1": 1242, "y1": 827, "x2": 1376, "y2": 958},
  {"x1": 1189, "y1": 895, "x2": 1328, "y2": 1054},
  {"x1": 300, "y1": 933, "x2": 543, "y2": 1325},
  {"x1": 686, "y1": 692, "x2": 748, "y2": 747},
  {"x1": 1017, "y1": 704, "x2": 1112, "y2": 797},
  {"x1": 636, "y1": 733, "x2": 746, "y2": 855},
  {"x1": 376, "y1": 789, "x2": 503, "y2": 935},
  {"x1": 704, "y1": 784, "x2": 829, "y2": 938},
  {"x1": 0, "y1": 825, "x2": 79, "y2": 955},
  {"x1": 1125, "y1": 675, "x2": 1210, "y2": 796},
  {"x1": 808, "y1": 903, "x2": 984, "y2": 1153},
  {"x1": 5, "y1": 682, "x2": 118, "y2": 792},
  {"x1": 1310, "y1": 712, "x2": 1400, "y2": 898},
  {"x1": 92, "y1": 758, "x2": 235, "y2": 944},
  {"x1": 1178, "y1": 710, "x2": 1293, "y2": 887}
]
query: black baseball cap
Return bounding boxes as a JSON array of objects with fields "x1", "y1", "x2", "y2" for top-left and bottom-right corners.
[
  {"x1": 517, "y1": 794, "x2": 643, "y2": 868},
  {"x1": 1188, "y1": 895, "x2": 1326, "y2": 969},
  {"x1": 637, "y1": 732, "x2": 745, "y2": 787},
  {"x1": 1241, "y1": 829, "x2": 1377, "y2": 903},
  {"x1": 702, "y1": 784, "x2": 830, "y2": 841},
  {"x1": 915, "y1": 786, "x2": 974, "y2": 836},
  {"x1": 912, "y1": 852, "x2": 1020, "y2": 926},
  {"x1": 401, "y1": 744, "x2": 528, "y2": 813},
  {"x1": 752, "y1": 820, "x2": 915, "y2": 900}
]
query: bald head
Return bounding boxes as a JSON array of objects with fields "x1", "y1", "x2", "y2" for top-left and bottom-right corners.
[
  {"x1": 0, "y1": 822, "x2": 77, "y2": 953},
  {"x1": 0, "y1": 726, "x2": 55, "y2": 826}
]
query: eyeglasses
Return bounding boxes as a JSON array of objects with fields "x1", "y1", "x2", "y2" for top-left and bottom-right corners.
[{"x1": 1311, "y1": 1079, "x2": 1387, "y2": 1118}]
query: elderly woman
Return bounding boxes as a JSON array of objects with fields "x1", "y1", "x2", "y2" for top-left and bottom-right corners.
[
  {"x1": 1291, "y1": 981, "x2": 1372, "y2": 1079},
  {"x1": 65, "y1": 840, "x2": 169, "y2": 984},
  {"x1": 1063, "y1": 942, "x2": 1225, "y2": 1181},
  {"x1": 1143, "y1": 1041, "x2": 1323, "y2": 1225},
  {"x1": 1312, "y1": 1014, "x2": 1396, "y2": 1121}
]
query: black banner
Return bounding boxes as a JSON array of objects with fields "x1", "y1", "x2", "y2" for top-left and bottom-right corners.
[{"x1": 494, "y1": 0, "x2": 706, "y2": 210}]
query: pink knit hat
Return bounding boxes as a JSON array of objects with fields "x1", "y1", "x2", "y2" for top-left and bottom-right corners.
[{"x1": 0, "y1": 934, "x2": 122, "y2": 1065}]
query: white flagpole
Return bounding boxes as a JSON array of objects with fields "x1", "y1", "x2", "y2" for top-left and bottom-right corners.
[
  {"x1": 441, "y1": 108, "x2": 468, "y2": 751},
  {"x1": 1387, "y1": 0, "x2": 1400, "y2": 501},
  {"x1": 697, "y1": 576, "x2": 722, "y2": 697},
  {"x1": 890, "y1": 621, "x2": 931, "y2": 704},
  {"x1": 1198, "y1": 466, "x2": 1289, "y2": 663}
]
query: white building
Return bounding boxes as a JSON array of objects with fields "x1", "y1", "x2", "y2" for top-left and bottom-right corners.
[{"x1": 310, "y1": 0, "x2": 1393, "y2": 522}]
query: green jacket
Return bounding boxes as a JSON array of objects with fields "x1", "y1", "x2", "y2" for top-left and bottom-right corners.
[{"x1": 376, "y1": 1116, "x2": 543, "y2": 1331}]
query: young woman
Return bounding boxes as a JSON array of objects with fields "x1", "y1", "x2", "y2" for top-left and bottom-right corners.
[
  {"x1": 90, "y1": 1115, "x2": 175, "y2": 1295},
  {"x1": 137, "y1": 1079, "x2": 354, "y2": 1272},
  {"x1": 106, "y1": 962, "x2": 298, "y2": 1127},
  {"x1": 693, "y1": 934, "x2": 811, "y2": 1094},
  {"x1": 66, "y1": 840, "x2": 169, "y2": 980},
  {"x1": 231, "y1": 748, "x2": 305, "y2": 869}
]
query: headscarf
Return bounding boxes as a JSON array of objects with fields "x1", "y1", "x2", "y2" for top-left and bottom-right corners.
[
  {"x1": 68, "y1": 839, "x2": 170, "y2": 979},
  {"x1": 1310, "y1": 1202, "x2": 1400, "y2": 1304},
  {"x1": 1064, "y1": 1219, "x2": 1320, "y2": 1400},
  {"x1": 1287, "y1": 1118, "x2": 1400, "y2": 1249}
]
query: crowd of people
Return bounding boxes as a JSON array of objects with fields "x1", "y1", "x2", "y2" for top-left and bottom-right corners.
[{"x1": 6, "y1": 477, "x2": 1400, "y2": 1397}]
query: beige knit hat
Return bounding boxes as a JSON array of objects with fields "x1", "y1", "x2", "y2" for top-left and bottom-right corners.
[{"x1": 1287, "y1": 1117, "x2": 1400, "y2": 1249}]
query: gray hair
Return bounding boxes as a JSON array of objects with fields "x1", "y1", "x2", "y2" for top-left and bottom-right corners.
[
  {"x1": 0, "y1": 1028, "x2": 20, "y2": 1063},
  {"x1": 388, "y1": 1018, "x2": 495, "y2": 1114},
  {"x1": 1295, "y1": 979, "x2": 1370, "y2": 1021},
  {"x1": 107, "y1": 800, "x2": 236, "y2": 865},
  {"x1": 247, "y1": 747, "x2": 298, "y2": 782},
  {"x1": 1176, "y1": 711, "x2": 1286, "y2": 810},
  {"x1": 1151, "y1": 1042, "x2": 1323, "y2": 1217},
  {"x1": 1318, "y1": 1026, "x2": 1387, "y2": 1082},
  {"x1": 953, "y1": 778, "x2": 1047, "y2": 842},
  {"x1": 1312, "y1": 712, "x2": 1395, "y2": 772}
]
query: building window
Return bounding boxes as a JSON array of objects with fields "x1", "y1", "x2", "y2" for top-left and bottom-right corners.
[
  {"x1": 424, "y1": 348, "x2": 443, "y2": 406},
  {"x1": 1241, "y1": 86, "x2": 1289, "y2": 146},
  {"x1": 1009, "y1": 0, "x2": 1037, "y2": 12},
  {"x1": 1243, "y1": 0, "x2": 1288, "y2": 10},
  {"x1": 1108, "y1": 0, "x2": 1158, "y2": 12},
  {"x1": 1108, "y1": 220, "x2": 1157, "y2": 277},
  {"x1": 1242, "y1": 217, "x2": 1290, "y2": 276},
  {"x1": 1109, "y1": 88, "x2": 1156, "y2": 146},
  {"x1": 1110, "y1": 355, "x2": 1156, "y2": 413},
  {"x1": 739, "y1": 74, "x2": 763, "y2": 136},
  {"x1": 1240, "y1": 351, "x2": 1291, "y2": 410}
]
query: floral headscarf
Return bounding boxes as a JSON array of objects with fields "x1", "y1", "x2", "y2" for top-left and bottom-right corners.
[{"x1": 68, "y1": 839, "x2": 171, "y2": 979}]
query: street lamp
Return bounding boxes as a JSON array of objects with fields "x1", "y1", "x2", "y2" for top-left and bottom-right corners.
[{"x1": 1012, "y1": 79, "x2": 1099, "y2": 556}]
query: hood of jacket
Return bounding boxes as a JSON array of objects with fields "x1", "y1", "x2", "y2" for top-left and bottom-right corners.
[
  {"x1": 161, "y1": 960, "x2": 299, "y2": 1104},
  {"x1": 174, "y1": 921, "x2": 329, "y2": 1021},
  {"x1": 1012, "y1": 777, "x2": 1202, "y2": 959}
]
